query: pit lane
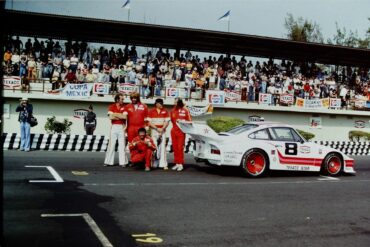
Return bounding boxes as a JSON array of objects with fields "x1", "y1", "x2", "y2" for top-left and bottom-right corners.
[{"x1": 3, "y1": 151, "x2": 370, "y2": 247}]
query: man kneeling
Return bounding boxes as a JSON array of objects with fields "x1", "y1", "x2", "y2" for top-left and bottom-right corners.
[{"x1": 129, "y1": 128, "x2": 156, "y2": 171}]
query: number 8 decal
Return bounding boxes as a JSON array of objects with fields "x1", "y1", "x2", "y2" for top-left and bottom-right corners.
[{"x1": 285, "y1": 143, "x2": 298, "y2": 155}]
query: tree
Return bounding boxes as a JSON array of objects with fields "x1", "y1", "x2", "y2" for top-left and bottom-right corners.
[
  {"x1": 44, "y1": 116, "x2": 73, "y2": 134},
  {"x1": 284, "y1": 13, "x2": 323, "y2": 43},
  {"x1": 327, "y1": 20, "x2": 370, "y2": 49}
]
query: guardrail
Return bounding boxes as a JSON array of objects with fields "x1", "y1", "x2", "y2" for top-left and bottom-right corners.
[{"x1": 2, "y1": 133, "x2": 369, "y2": 156}]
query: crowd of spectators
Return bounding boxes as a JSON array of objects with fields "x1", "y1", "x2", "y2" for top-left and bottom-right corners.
[{"x1": 3, "y1": 36, "x2": 370, "y2": 107}]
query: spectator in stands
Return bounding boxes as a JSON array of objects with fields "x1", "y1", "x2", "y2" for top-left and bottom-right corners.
[
  {"x1": 27, "y1": 56, "x2": 36, "y2": 81},
  {"x1": 129, "y1": 128, "x2": 156, "y2": 171},
  {"x1": 65, "y1": 69, "x2": 77, "y2": 83},
  {"x1": 4, "y1": 49, "x2": 12, "y2": 63},
  {"x1": 16, "y1": 97, "x2": 33, "y2": 152},
  {"x1": 70, "y1": 54, "x2": 79, "y2": 73}
]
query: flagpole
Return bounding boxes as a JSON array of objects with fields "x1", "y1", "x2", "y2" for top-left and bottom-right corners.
[
  {"x1": 128, "y1": 8, "x2": 130, "y2": 22},
  {"x1": 228, "y1": 19, "x2": 230, "y2": 32}
]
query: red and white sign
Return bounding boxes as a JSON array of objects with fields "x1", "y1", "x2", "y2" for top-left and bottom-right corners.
[
  {"x1": 165, "y1": 88, "x2": 179, "y2": 98},
  {"x1": 329, "y1": 98, "x2": 342, "y2": 109},
  {"x1": 225, "y1": 90, "x2": 241, "y2": 102},
  {"x1": 73, "y1": 109, "x2": 88, "y2": 119},
  {"x1": 118, "y1": 83, "x2": 138, "y2": 95},
  {"x1": 280, "y1": 94, "x2": 294, "y2": 105},
  {"x1": 3, "y1": 76, "x2": 21, "y2": 88},
  {"x1": 259, "y1": 93, "x2": 272, "y2": 105},
  {"x1": 93, "y1": 83, "x2": 110, "y2": 95}
]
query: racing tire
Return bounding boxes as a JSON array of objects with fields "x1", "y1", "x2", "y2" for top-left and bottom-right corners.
[
  {"x1": 241, "y1": 149, "x2": 269, "y2": 177},
  {"x1": 321, "y1": 153, "x2": 343, "y2": 176}
]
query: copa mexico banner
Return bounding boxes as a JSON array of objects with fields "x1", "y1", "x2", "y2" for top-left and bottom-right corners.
[
  {"x1": 117, "y1": 83, "x2": 139, "y2": 95},
  {"x1": 187, "y1": 104, "x2": 213, "y2": 117},
  {"x1": 258, "y1": 93, "x2": 272, "y2": 105},
  {"x1": 45, "y1": 83, "x2": 93, "y2": 98},
  {"x1": 92, "y1": 83, "x2": 110, "y2": 95},
  {"x1": 206, "y1": 90, "x2": 225, "y2": 106},
  {"x1": 3, "y1": 76, "x2": 22, "y2": 88},
  {"x1": 329, "y1": 98, "x2": 342, "y2": 109}
]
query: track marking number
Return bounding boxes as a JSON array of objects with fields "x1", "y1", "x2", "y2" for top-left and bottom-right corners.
[{"x1": 131, "y1": 233, "x2": 163, "y2": 243}]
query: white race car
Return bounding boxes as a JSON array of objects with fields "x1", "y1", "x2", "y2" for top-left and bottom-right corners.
[{"x1": 177, "y1": 121, "x2": 355, "y2": 177}]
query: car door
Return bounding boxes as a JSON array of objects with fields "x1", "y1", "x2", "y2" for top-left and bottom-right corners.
[{"x1": 268, "y1": 127, "x2": 320, "y2": 172}]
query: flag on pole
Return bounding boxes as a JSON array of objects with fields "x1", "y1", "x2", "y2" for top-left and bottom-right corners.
[
  {"x1": 217, "y1": 10, "x2": 230, "y2": 21},
  {"x1": 122, "y1": 0, "x2": 130, "y2": 9}
]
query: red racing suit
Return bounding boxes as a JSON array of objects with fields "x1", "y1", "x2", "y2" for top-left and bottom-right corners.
[
  {"x1": 125, "y1": 102, "x2": 148, "y2": 142},
  {"x1": 170, "y1": 107, "x2": 192, "y2": 165},
  {"x1": 129, "y1": 135, "x2": 156, "y2": 168}
]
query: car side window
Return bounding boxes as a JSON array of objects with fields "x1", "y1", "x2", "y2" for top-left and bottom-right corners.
[
  {"x1": 248, "y1": 129, "x2": 270, "y2": 140},
  {"x1": 270, "y1": 127, "x2": 296, "y2": 142}
]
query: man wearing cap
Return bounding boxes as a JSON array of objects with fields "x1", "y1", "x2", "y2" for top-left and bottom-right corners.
[
  {"x1": 16, "y1": 98, "x2": 33, "y2": 152},
  {"x1": 125, "y1": 92, "x2": 149, "y2": 143},
  {"x1": 104, "y1": 93, "x2": 128, "y2": 167},
  {"x1": 84, "y1": 105, "x2": 97, "y2": 135},
  {"x1": 147, "y1": 98, "x2": 170, "y2": 170}
]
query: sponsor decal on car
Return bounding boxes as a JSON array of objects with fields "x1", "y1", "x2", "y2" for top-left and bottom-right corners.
[{"x1": 299, "y1": 146, "x2": 311, "y2": 154}]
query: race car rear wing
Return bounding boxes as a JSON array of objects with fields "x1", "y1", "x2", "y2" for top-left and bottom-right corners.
[{"x1": 176, "y1": 121, "x2": 221, "y2": 142}]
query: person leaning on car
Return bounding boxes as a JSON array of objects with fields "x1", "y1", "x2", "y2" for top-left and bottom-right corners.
[{"x1": 16, "y1": 97, "x2": 33, "y2": 152}]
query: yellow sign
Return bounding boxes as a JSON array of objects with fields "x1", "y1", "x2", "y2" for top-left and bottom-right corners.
[
  {"x1": 132, "y1": 233, "x2": 163, "y2": 243},
  {"x1": 71, "y1": 171, "x2": 89, "y2": 176}
]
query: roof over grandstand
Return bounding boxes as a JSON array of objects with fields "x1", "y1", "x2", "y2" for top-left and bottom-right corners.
[{"x1": 2, "y1": 10, "x2": 370, "y2": 67}]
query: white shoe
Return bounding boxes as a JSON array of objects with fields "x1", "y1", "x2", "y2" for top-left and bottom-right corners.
[
  {"x1": 176, "y1": 165, "x2": 184, "y2": 172},
  {"x1": 172, "y1": 164, "x2": 180, "y2": 170}
]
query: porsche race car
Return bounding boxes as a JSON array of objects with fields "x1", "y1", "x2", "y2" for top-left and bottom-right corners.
[{"x1": 177, "y1": 121, "x2": 355, "y2": 177}]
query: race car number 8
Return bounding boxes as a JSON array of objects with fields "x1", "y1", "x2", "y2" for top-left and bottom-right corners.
[{"x1": 285, "y1": 143, "x2": 297, "y2": 155}]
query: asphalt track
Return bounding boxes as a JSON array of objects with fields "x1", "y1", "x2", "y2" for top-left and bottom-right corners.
[{"x1": 3, "y1": 151, "x2": 370, "y2": 247}]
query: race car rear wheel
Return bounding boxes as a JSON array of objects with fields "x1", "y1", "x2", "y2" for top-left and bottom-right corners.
[
  {"x1": 321, "y1": 153, "x2": 343, "y2": 176},
  {"x1": 241, "y1": 149, "x2": 269, "y2": 177}
]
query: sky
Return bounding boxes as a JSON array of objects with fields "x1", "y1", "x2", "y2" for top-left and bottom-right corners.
[{"x1": 5, "y1": 0, "x2": 370, "y2": 40}]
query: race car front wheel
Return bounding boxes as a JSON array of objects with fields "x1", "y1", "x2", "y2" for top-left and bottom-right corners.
[
  {"x1": 321, "y1": 153, "x2": 343, "y2": 176},
  {"x1": 241, "y1": 149, "x2": 269, "y2": 177}
]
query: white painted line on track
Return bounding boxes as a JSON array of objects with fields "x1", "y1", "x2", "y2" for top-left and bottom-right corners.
[
  {"x1": 318, "y1": 175, "x2": 340, "y2": 181},
  {"x1": 84, "y1": 179, "x2": 370, "y2": 187},
  {"x1": 25, "y1": 166, "x2": 64, "y2": 183},
  {"x1": 41, "y1": 213, "x2": 113, "y2": 247}
]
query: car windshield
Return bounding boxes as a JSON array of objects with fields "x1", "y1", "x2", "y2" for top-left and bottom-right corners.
[{"x1": 226, "y1": 124, "x2": 258, "y2": 134}]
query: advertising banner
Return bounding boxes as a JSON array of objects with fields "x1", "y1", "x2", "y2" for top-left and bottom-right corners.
[
  {"x1": 295, "y1": 98, "x2": 330, "y2": 109},
  {"x1": 355, "y1": 100, "x2": 366, "y2": 109},
  {"x1": 225, "y1": 90, "x2": 241, "y2": 102},
  {"x1": 258, "y1": 93, "x2": 272, "y2": 105},
  {"x1": 165, "y1": 88, "x2": 188, "y2": 99},
  {"x1": 329, "y1": 98, "x2": 342, "y2": 109},
  {"x1": 206, "y1": 90, "x2": 225, "y2": 106},
  {"x1": 310, "y1": 117, "x2": 322, "y2": 129},
  {"x1": 45, "y1": 83, "x2": 92, "y2": 98},
  {"x1": 3, "y1": 76, "x2": 21, "y2": 88},
  {"x1": 187, "y1": 104, "x2": 213, "y2": 117},
  {"x1": 73, "y1": 109, "x2": 88, "y2": 119},
  {"x1": 117, "y1": 83, "x2": 138, "y2": 95},
  {"x1": 92, "y1": 83, "x2": 110, "y2": 95},
  {"x1": 280, "y1": 94, "x2": 294, "y2": 105}
]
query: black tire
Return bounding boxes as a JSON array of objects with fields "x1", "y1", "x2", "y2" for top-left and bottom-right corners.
[
  {"x1": 241, "y1": 149, "x2": 269, "y2": 177},
  {"x1": 321, "y1": 153, "x2": 343, "y2": 176}
]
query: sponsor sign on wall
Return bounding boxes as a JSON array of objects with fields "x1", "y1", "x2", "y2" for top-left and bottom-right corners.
[
  {"x1": 354, "y1": 120, "x2": 366, "y2": 128},
  {"x1": 310, "y1": 117, "x2": 322, "y2": 129},
  {"x1": 225, "y1": 90, "x2": 241, "y2": 102},
  {"x1": 117, "y1": 83, "x2": 138, "y2": 95},
  {"x1": 73, "y1": 109, "x2": 88, "y2": 119},
  {"x1": 206, "y1": 90, "x2": 225, "y2": 106},
  {"x1": 3, "y1": 76, "x2": 21, "y2": 88},
  {"x1": 355, "y1": 100, "x2": 366, "y2": 109},
  {"x1": 295, "y1": 98, "x2": 330, "y2": 109},
  {"x1": 45, "y1": 83, "x2": 92, "y2": 98},
  {"x1": 279, "y1": 94, "x2": 294, "y2": 105},
  {"x1": 187, "y1": 104, "x2": 213, "y2": 117},
  {"x1": 258, "y1": 93, "x2": 272, "y2": 105},
  {"x1": 329, "y1": 98, "x2": 342, "y2": 109},
  {"x1": 165, "y1": 88, "x2": 189, "y2": 99},
  {"x1": 93, "y1": 83, "x2": 110, "y2": 95}
]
